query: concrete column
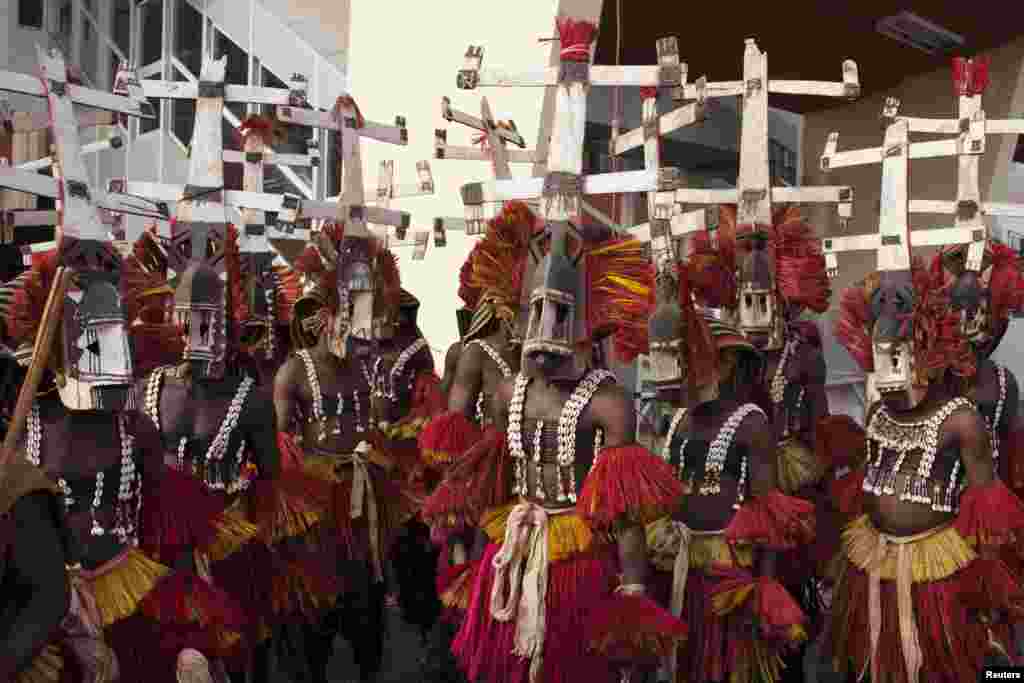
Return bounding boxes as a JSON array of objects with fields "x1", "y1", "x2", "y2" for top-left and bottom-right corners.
[{"x1": 71, "y1": 0, "x2": 83, "y2": 66}]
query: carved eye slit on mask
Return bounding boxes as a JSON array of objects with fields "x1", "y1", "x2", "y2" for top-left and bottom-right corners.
[
  {"x1": 173, "y1": 262, "x2": 228, "y2": 380},
  {"x1": 736, "y1": 238, "x2": 783, "y2": 350},
  {"x1": 59, "y1": 274, "x2": 135, "y2": 412}
]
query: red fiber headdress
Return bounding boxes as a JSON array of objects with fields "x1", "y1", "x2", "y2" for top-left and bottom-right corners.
[
  {"x1": 834, "y1": 260, "x2": 976, "y2": 380},
  {"x1": 585, "y1": 237, "x2": 656, "y2": 362},
  {"x1": 236, "y1": 115, "x2": 287, "y2": 149},
  {"x1": 765, "y1": 205, "x2": 831, "y2": 313},
  {"x1": 458, "y1": 202, "x2": 537, "y2": 326},
  {"x1": 677, "y1": 262, "x2": 719, "y2": 389},
  {"x1": 687, "y1": 207, "x2": 738, "y2": 309}
]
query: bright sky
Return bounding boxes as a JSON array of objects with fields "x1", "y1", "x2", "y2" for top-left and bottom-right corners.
[{"x1": 347, "y1": 0, "x2": 561, "y2": 365}]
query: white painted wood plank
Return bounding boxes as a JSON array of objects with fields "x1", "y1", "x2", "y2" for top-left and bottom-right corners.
[
  {"x1": 822, "y1": 233, "x2": 880, "y2": 253},
  {"x1": 0, "y1": 107, "x2": 114, "y2": 132},
  {"x1": 276, "y1": 106, "x2": 409, "y2": 146},
  {"x1": 17, "y1": 136, "x2": 123, "y2": 171},
  {"x1": 38, "y1": 46, "x2": 108, "y2": 244},
  {"x1": 899, "y1": 116, "x2": 960, "y2": 135},
  {"x1": 440, "y1": 96, "x2": 525, "y2": 147},
  {"x1": 984, "y1": 202, "x2": 1024, "y2": 217},
  {"x1": 986, "y1": 120, "x2": 1024, "y2": 135},
  {"x1": 877, "y1": 119, "x2": 911, "y2": 272},
  {"x1": 183, "y1": 57, "x2": 227, "y2": 191},
  {"x1": 6, "y1": 210, "x2": 59, "y2": 225},
  {"x1": 908, "y1": 227, "x2": 974, "y2": 247},
  {"x1": 768, "y1": 80, "x2": 851, "y2": 98},
  {"x1": 434, "y1": 143, "x2": 539, "y2": 163},
  {"x1": 0, "y1": 69, "x2": 154, "y2": 118},
  {"x1": 675, "y1": 81, "x2": 744, "y2": 100},
  {"x1": 467, "y1": 65, "x2": 686, "y2": 88},
  {"x1": 821, "y1": 137, "x2": 959, "y2": 169},
  {"x1": 464, "y1": 169, "x2": 660, "y2": 204},
  {"x1": 547, "y1": 80, "x2": 587, "y2": 175},
  {"x1": 222, "y1": 150, "x2": 314, "y2": 166},
  {"x1": 390, "y1": 182, "x2": 435, "y2": 199},
  {"x1": 773, "y1": 186, "x2": 853, "y2": 204},
  {"x1": 737, "y1": 40, "x2": 771, "y2": 227},
  {"x1": 481, "y1": 97, "x2": 512, "y2": 179},
  {"x1": 670, "y1": 188, "x2": 741, "y2": 205},
  {"x1": 611, "y1": 101, "x2": 705, "y2": 156}
]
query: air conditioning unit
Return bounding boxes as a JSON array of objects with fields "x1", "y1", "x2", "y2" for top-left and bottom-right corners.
[{"x1": 876, "y1": 12, "x2": 964, "y2": 55}]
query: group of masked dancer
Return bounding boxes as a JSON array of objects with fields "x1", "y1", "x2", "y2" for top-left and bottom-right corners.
[
  {"x1": 2, "y1": 161, "x2": 1024, "y2": 683},
  {"x1": 415, "y1": 196, "x2": 1024, "y2": 683}
]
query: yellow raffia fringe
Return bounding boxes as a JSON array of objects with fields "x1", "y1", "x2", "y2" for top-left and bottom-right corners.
[
  {"x1": 422, "y1": 449, "x2": 456, "y2": 466},
  {"x1": 16, "y1": 644, "x2": 63, "y2": 683},
  {"x1": 441, "y1": 568, "x2": 475, "y2": 609},
  {"x1": 776, "y1": 438, "x2": 826, "y2": 495},
  {"x1": 711, "y1": 583, "x2": 757, "y2": 616},
  {"x1": 385, "y1": 418, "x2": 428, "y2": 440},
  {"x1": 482, "y1": 502, "x2": 594, "y2": 564},
  {"x1": 645, "y1": 519, "x2": 755, "y2": 573},
  {"x1": 302, "y1": 454, "x2": 343, "y2": 483},
  {"x1": 84, "y1": 549, "x2": 171, "y2": 627},
  {"x1": 242, "y1": 487, "x2": 322, "y2": 545},
  {"x1": 206, "y1": 505, "x2": 260, "y2": 562},
  {"x1": 842, "y1": 514, "x2": 975, "y2": 583}
]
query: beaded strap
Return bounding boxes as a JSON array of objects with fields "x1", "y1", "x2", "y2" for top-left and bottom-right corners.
[
  {"x1": 508, "y1": 370, "x2": 616, "y2": 502},
  {"x1": 863, "y1": 396, "x2": 974, "y2": 510},
  {"x1": 143, "y1": 365, "x2": 174, "y2": 432},
  {"x1": 770, "y1": 339, "x2": 798, "y2": 405},
  {"x1": 391, "y1": 338, "x2": 429, "y2": 389},
  {"x1": 296, "y1": 350, "x2": 324, "y2": 422},
  {"x1": 25, "y1": 400, "x2": 140, "y2": 544},
  {"x1": 989, "y1": 365, "x2": 1007, "y2": 468},
  {"x1": 662, "y1": 408, "x2": 688, "y2": 462},
  {"x1": 468, "y1": 339, "x2": 513, "y2": 379},
  {"x1": 700, "y1": 403, "x2": 764, "y2": 509}
]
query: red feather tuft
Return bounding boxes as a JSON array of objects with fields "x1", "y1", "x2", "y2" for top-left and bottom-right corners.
[
  {"x1": 585, "y1": 238, "x2": 655, "y2": 362},
  {"x1": 769, "y1": 206, "x2": 831, "y2": 313},
  {"x1": 833, "y1": 282, "x2": 874, "y2": 372},
  {"x1": 687, "y1": 207, "x2": 737, "y2": 309},
  {"x1": 989, "y1": 242, "x2": 1024, "y2": 323},
  {"x1": 6, "y1": 252, "x2": 57, "y2": 347},
  {"x1": 676, "y1": 262, "x2": 719, "y2": 390}
]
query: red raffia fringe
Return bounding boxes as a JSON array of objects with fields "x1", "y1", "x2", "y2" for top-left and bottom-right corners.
[
  {"x1": 277, "y1": 432, "x2": 306, "y2": 472},
  {"x1": 141, "y1": 572, "x2": 246, "y2": 633},
  {"x1": 834, "y1": 282, "x2": 874, "y2": 372},
  {"x1": 829, "y1": 467, "x2": 866, "y2": 518},
  {"x1": 1006, "y1": 428, "x2": 1024, "y2": 495},
  {"x1": 410, "y1": 371, "x2": 445, "y2": 421},
  {"x1": 577, "y1": 444, "x2": 683, "y2": 532},
  {"x1": 814, "y1": 414, "x2": 866, "y2": 468},
  {"x1": 725, "y1": 490, "x2": 815, "y2": 550},
  {"x1": 957, "y1": 556, "x2": 1024, "y2": 619},
  {"x1": 139, "y1": 467, "x2": 220, "y2": 565},
  {"x1": 245, "y1": 475, "x2": 330, "y2": 544},
  {"x1": 418, "y1": 411, "x2": 483, "y2": 467},
  {"x1": 270, "y1": 551, "x2": 343, "y2": 620},
  {"x1": 585, "y1": 593, "x2": 688, "y2": 663},
  {"x1": 707, "y1": 567, "x2": 807, "y2": 645},
  {"x1": 422, "y1": 427, "x2": 510, "y2": 528},
  {"x1": 954, "y1": 480, "x2": 1024, "y2": 549}
]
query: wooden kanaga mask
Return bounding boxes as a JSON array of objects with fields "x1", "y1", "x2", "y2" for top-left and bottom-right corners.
[
  {"x1": 168, "y1": 223, "x2": 228, "y2": 380},
  {"x1": 59, "y1": 269, "x2": 135, "y2": 412},
  {"x1": 647, "y1": 270, "x2": 687, "y2": 390},
  {"x1": 868, "y1": 271, "x2": 917, "y2": 399},
  {"x1": 319, "y1": 232, "x2": 376, "y2": 359},
  {"x1": 736, "y1": 233, "x2": 782, "y2": 351},
  {"x1": 523, "y1": 221, "x2": 587, "y2": 378}
]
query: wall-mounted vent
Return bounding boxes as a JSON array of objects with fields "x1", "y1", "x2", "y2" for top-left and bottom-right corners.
[{"x1": 876, "y1": 12, "x2": 964, "y2": 55}]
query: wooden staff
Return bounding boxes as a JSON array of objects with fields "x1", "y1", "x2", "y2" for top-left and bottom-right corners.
[{"x1": 0, "y1": 266, "x2": 72, "y2": 465}]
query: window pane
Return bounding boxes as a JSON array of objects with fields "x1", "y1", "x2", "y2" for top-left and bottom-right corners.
[{"x1": 19, "y1": 0, "x2": 44, "y2": 28}]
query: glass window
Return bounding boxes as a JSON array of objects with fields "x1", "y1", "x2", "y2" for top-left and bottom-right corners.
[{"x1": 18, "y1": 0, "x2": 44, "y2": 28}]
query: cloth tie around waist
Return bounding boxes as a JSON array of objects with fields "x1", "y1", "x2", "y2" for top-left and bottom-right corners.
[
  {"x1": 335, "y1": 440, "x2": 383, "y2": 582},
  {"x1": 489, "y1": 500, "x2": 574, "y2": 683},
  {"x1": 861, "y1": 524, "x2": 949, "y2": 683},
  {"x1": 648, "y1": 520, "x2": 725, "y2": 681},
  {"x1": 64, "y1": 564, "x2": 120, "y2": 682}
]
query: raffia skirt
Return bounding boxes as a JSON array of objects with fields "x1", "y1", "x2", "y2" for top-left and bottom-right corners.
[{"x1": 827, "y1": 515, "x2": 1020, "y2": 683}]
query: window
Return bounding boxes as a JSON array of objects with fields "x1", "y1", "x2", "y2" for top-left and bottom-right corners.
[{"x1": 19, "y1": 0, "x2": 45, "y2": 29}]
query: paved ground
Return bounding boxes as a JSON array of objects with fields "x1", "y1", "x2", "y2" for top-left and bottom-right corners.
[{"x1": 327, "y1": 606, "x2": 426, "y2": 683}]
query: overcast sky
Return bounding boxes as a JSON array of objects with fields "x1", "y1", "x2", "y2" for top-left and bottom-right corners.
[{"x1": 348, "y1": 0, "x2": 560, "y2": 363}]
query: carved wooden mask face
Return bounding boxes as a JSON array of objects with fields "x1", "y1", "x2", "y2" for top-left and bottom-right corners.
[
  {"x1": 647, "y1": 275, "x2": 686, "y2": 389},
  {"x1": 523, "y1": 224, "x2": 582, "y2": 368},
  {"x1": 737, "y1": 239, "x2": 782, "y2": 350},
  {"x1": 59, "y1": 273, "x2": 135, "y2": 412},
  {"x1": 328, "y1": 237, "x2": 375, "y2": 359},
  {"x1": 174, "y1": 262, "x2": 227, "y2": 380},
  {"x1": 869, "y1": 275, "x2": 919, "y2": 406}
]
